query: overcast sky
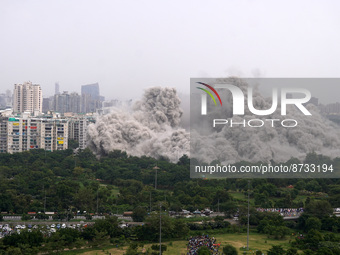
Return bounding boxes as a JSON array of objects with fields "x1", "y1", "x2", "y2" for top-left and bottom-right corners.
[{"x1": 1, "y1": 0, "x2": 340, "y2": 102}]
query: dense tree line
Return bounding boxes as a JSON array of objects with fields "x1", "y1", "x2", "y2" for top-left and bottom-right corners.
[
  {"x1": 1, "y1": 150, "x2": 340, "y2": 253},
  {"x1": 1, "y1": 149, "x2": 340, "y2": 215}
]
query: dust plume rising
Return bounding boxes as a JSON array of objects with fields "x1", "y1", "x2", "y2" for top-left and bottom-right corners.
[
  {"x1": 87, "y1": 87, "x2": 190, "y2": 162},
  {"x1": 191, "y1": 77, "x2": 340, "y2": 164}
]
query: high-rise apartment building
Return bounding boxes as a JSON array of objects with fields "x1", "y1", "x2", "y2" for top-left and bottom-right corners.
[
  {"x1": 0, "y1": 116, "x2": 68, "y2": 153},
  {"x1": 68, "y1": 116, "x2": 94, "y2": 149},
  {"x1": 55, "y1": 82, "x2": 60, "y2": 95},
  {"x1": 0, "y1": 117, "x2": 8, "y2": 153},
  {"x1": 0, "y1": 90, "x2": 13, "y2": 109},
  {"x1": 42, "y1": 96, "x2": 54, "y2": 113},
  {"x1": 13, "y1": 81, "x2": 42, "y2": 115},
  {"x1": 54, "y1": 92, "x2": 81, "y2": 113},
  {"x1": 81, "y1": 83, "x2": 100, "y2": 99},
  {"x1": 81, "y1": 83, "x2": 104, "y2": 113}
]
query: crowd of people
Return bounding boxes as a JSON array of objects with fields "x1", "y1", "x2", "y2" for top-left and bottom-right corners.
[
  {"x1": 187, "y1": 235, "x2": 221, "y2": 255},
  {"x1": 256, "y1": 208, "x2": 304, "y2": 216}
]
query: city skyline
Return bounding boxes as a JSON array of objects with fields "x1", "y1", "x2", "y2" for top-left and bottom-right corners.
[{"x1": 1, "y1": 1, "x2": 340, "y2": 102}]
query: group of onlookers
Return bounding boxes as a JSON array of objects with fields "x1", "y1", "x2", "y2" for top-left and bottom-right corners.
[
  {"x1": 256, "y1": 208, "x2": 304, "y2": 216},
  {"x1": 187, "y1": 235, "x2": 221, "y2": 255}
]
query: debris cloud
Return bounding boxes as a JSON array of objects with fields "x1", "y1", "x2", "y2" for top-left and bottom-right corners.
[
  {"x1": 87, "y1": 87, "x2": 190, "y2": 162},
  {"x1": 191, "y1": 78, "x2": 340, "y2": 164}
]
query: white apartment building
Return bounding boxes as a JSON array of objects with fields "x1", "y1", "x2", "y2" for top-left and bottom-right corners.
[
  {"x1": 1, "y1": 116, "x2": 68, "y2": 153},
  {"x1": 13, "y1": 82, "x2": 43, "y2": 115},
  {"x1": 0, "y1": 118, "x2": 7, "y2": 153},
  {"x1": 68, "y1": 116, "x2": 95, "y2": 149}
]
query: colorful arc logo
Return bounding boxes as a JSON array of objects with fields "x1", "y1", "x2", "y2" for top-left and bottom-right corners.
[{"x1": 196, "y1": 82, "x2": 222, "y2": 106}]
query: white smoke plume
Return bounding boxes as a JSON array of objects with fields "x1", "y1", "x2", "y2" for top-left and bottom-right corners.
[
  {"x1": 87, "y1": 87, "x2": 190, "y2": 162},
  {"x1": 87, "y1": 79, "x2": 340, "y2": 165},
  {"x1": 191, "y1": 77, "x2": 340, "y2": 164}
]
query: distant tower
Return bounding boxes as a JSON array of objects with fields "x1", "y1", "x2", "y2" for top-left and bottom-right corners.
[
  {"x1": 81, "y1": 83, "x2": 100, "y2": 99},
  {"x1": 13, "y1": 81, "x2": 43, "y2": 115},
  {"x1": 81, "y1": 83, "x2": 102, "y2": 113},
  {"x1": 55, "y1": 82, "x2": 60, "y2": 95}
]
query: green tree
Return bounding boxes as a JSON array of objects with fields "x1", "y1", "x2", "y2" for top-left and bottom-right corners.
[
  {"x1": 93, "y1": 216, "x2": 121, "y2": 238},
  {"x1": 254, "y1": 191, "x2": 272, "y2": 207},
  {"x1": 267, "y1": 245, "x2": 285, "y2": 255},
  {"x1": 89, "y1": 230, "x2": 108, "y2": 248},
  {"x1": 315, "y1": 247, "x2": 334, "y2": 255},
  {"x1": 3, "y1": 247, "x2": 23, "y2": 255},
  {"x1": 151, "y1": 244, "x2": 167, "y2": 252},
  {"x1": 21, "y1": 214, "x2": 33, "y2": 221},
  {"x1": 2, "y1": 230, "x2": 43, "y2": 248},
  {"x1": 178, "y1": 154, "x2": 190, "y2": 165},
  {"x1": 58, "y1": 228, "x2": 80, "y2": 248},
  {"x1": 81, "y1": 226, "x2": 96, "y2": 241},
  {"x1": 73, "y1": 187, "x2": 95, "y2": 212},
  {"x1": 305, "y1": 217, "x2": 322, "y2": 232},
  {"x1": 295, "y1": 180, "x2": 306, "y2": 190},
  {"x1": 173, "y1": 220, "x2": 189, "y2": 238},
  {"x1": 132, "y1": 207, "x2": 147, "y2": 222},
  {"x1": 305, "y1": 180, "x2": 321, "y2": 192},
  {"x1": 35, "y1": 213, "x2": 48, "y2": 220},
  {"x1": 303, "y1": 249, "x2": 315, "y2": 255},
  {"x1": 286, "y1": 247, "x2": 298, "y2": 255},
  {"x1": 214, "y1": 216, "x2": 224, "y2": 223},
  {"x1": 44, "y1": 232, "x2": 66, "y2": 253},
  {"x1": 305, "y1": 229, "x2": 323, "y2": 250},
  {"x1": 124, "y1": 243, "x2": 139, "y2": 255},
  {"x1": 136, "y1": 212, "x2": 174, "y2": 241},
  {"x1": 223, "y1": 244, "x2": 237, "y2": 255},
  {"x1": 305, "y1": 200, "x2": 333, "y2": 218},
  {"x1": 263, "y1": 225, "x2": 290, "y2": 239},
  {"x1": 220, "y1": 201, "x2": 238, "y2": 218}
]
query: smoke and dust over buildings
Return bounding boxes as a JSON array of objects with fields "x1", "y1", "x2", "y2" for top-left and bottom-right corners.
[
  {"x1": 190, "y1": 78, "x2": 340, "y2": 165},
  {"x1": 87, "y1": 87, "x2": 190, "y2": 162},
  {"x1": 87, "y1": 78, "x2": 340, "y2": 168}
]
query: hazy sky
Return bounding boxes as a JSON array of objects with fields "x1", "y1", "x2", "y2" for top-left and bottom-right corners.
[{"x1": 1, "y1": 0, "x2": 340, "y2": 101}]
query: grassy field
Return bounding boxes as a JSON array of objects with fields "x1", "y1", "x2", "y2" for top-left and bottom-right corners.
[
  {"x1": 110, "y1": 185, "x2": 120, "y2": 198},
  {"x1": 229, "y1": 191, "x2": 255, "y2": 205},
  {"x1": 64, "y1": 232, "x2": 294, "y2": 255},
  {"x1": 230, "y1": 189, "x2": 314, "y2": 209}
]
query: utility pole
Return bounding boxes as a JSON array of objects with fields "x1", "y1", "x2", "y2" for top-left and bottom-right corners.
[
  {"x1": 149, "y1": 191, "x2": 152, "y2": 212},
  {"x1": 96, "y1": 189, "x2": 99, "y2": 215},
  {"x1": 154, "y1": 166, "x2": 159, "y2": 189},
  {"x1": 247, "y1": 180, "x2": 250, "y2": 251},
  {"x1": 44, "y1": 188, "x2": 46, "y2": 214},
  {"x1": 159, "y1": 203, "x2": 162, "y2": 255}
]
